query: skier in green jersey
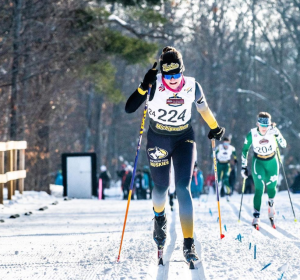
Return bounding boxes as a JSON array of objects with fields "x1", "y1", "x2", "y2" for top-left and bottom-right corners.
[{"x1": 241, "y1": 112, "x2": 287, "y2": 229}]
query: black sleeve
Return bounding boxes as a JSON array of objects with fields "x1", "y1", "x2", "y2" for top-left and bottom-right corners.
[
  {"x1": 195, "y1": 81, "x2": 204, "y2": 102},
  {"x1": 125, "y1": 83, "x2": 156, "y2": 113}
]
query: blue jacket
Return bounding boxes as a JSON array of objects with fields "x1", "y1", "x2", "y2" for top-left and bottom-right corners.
[
  {"x1": 55, "y1": 171, "x2": 63, "y2": 186},
  {"x1": 191, "y1": 171, "x2": 203, "y2": 194}
]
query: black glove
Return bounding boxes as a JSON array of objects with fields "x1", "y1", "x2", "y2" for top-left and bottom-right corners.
[
  {"x1": 241, "y1": 167, "x2": 248, "y2": 179},
  {"x1": 141, "y1": 62, "x2": 158, "y2": 90},
  {"x1": 207, "y1": 126, "x2": 225, "y2": 140}
]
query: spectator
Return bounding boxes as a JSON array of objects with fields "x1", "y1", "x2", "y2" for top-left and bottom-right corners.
[
  {"x1": 244, "y1": 174, "x2": 254, "y2": 194},
  {"x1": 216, "y1": 137, "x2": 237, "y2": 200},
  {"x1": 55, "y1": 170, "x2": 63, "y2": 186},
  {"x1": 291, "y1": 172, "x2": 300, "y2": 193},
  {"x1": 123, "y1": 165, "x2": 133, "y2": 200},
  {"x1": 117, "y1": 163, "x2": 127, "y2": 179},
  {"x1": 99, "y1": 165, "x2": 111, "y2": 200},
  {"x1": 117, "y1": 163, "x2": 127, "y2": 199},
  {"x1": 191, "y1": 162, "x2": 203, "y2": 198},
  {"x1": 229, "y1": 159, "x2": 237, "y2": 195},
  {"x1": 143, "y1": 165, "x2": 153, "y2": 199},
  {"x1": 139, "y1": 170, "x2": 148, "y2": 199},
  {"x1": 204, "y1": 172, "x2": 215, "y2": 195},
  {"x1": 135, "y1": 169, "x2": 146, "y2": 199}
]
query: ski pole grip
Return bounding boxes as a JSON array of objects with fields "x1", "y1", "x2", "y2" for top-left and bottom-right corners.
[
  {"x1": 211, "y1": 139, "x2": 216, "y2": 149},
  {"x1": 149, "y1": 62, "x2": 157, "y2": 88}
]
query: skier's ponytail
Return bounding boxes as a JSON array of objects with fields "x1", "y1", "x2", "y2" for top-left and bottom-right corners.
[{"x1": 160, "y1": 46, "x2": 182, "y2": 60}]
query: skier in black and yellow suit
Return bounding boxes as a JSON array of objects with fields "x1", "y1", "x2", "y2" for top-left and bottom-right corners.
[{"x1": 125, "y1": 47, "x2": 225, "y2": 262}]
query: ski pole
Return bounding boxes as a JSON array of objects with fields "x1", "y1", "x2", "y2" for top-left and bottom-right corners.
[
  {"x1": 238, "y1": 179, "x2": 246, "y2": 222},
  {"x1": 117, "y1": 64, "x2": 156, "y2": 262},
  {"x1": 211, "y1": 139, "x2": 225, "y2": 239},
  {"x1": 117, "y1": 88, "x2": 150, "y2": 262},
  {"x1": 275, "y1": 142, "x2": 297, "y2": 222}
]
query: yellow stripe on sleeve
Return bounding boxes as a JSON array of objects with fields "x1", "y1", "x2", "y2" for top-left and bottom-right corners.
[
  {"x1": 137, "y1": 87, "x2": 147, "y2": 95},
  {"x1": 199, "y1": 107, "x2": 218, "y2": 129}
]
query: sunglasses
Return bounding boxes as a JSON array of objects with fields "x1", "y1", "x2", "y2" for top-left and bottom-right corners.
[
  {"x1": 163, "y1": 73, "x2": 182, "y2": 80},
  {"x1": 258, "y1": 123, "x2": 269, "y2": 127}
]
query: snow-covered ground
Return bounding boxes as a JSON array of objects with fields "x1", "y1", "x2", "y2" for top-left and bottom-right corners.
[{"x1": 1, "y1": 188, "x2": 300, "y2": 280}]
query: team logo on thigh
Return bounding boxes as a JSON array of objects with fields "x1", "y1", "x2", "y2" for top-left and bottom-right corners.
[
  {"x1": 270, "y1": 175, "x2": 277, "y2": 182},
  {"x1": 148, "y1": 147, "x2": 168, "y2": 160}
]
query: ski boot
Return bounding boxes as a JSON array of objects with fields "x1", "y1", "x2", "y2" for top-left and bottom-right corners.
[
  {"x1": 268, "y1": 199, "x2": 276, "y2": 229},
  {"x1": 183, "y1": 238, "x2": 199, "y2": 269},
  {"x1": 153, "y1": 212, "x2": 167, "y2": 265},
  {"x1": 252, "y1": 211, "x2": 260, "y2": 231}
]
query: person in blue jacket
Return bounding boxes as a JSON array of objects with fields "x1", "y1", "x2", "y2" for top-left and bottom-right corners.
[
  {"x1": 55, "y1": 170, "x2": 63, "y2": 186},
  {"x1": 191, "y1": 162, "x2": 203, "y2": 198}
]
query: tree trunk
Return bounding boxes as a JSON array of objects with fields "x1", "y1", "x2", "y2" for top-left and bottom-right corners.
[
  {"x1": 84, "y1": 84, "x2": 94, "y2": 152},
  {"x1": 10, "y1": 0, "x2": 23, "y2": 140},
  {"x1": 94, "y1": 94, "x2": 103, "y2": 171}
]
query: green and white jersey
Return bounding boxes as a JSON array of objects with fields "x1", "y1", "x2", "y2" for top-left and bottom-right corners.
[
  {"x1": 216, "y1": 144, "x2": 236, "y2": 163},
  {"x1": 241, "y1": 127, "x2": 287, "y2": 167},
  {"x1": 148, "y1": 74, "x2": 195, "y2": 135}
]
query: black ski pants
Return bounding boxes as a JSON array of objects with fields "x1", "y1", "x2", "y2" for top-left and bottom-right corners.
[{"x1": 146, "y1": 127, "x2": 195, "y2": 238}]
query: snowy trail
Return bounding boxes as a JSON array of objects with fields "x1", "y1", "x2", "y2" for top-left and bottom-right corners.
[
  {"x1": 194, "y1": 232, "x2": 206, "y2": 279},
  {"x1": 167, "y1": 210, "x2": 202, "y2": 280},
  {"x1": 1, "y1": 191, "x2": 300, "y2": 279},
  {"x1": 242, "y1": 203, "x2": 300, "y2": 243},
  {"x1": 193, "y1": 192, "x2": 300, "y2": 279},
  {"x1": 167, "y1": 220, "x2": 195, "y2": 279},
  {"x1": 146, "y1": 209, "x2": 177, "y2": 280},
  {"x1": 146, "y1": 205, "x2": 204, "y2": 280},
  {"x1": 228, "y1": 196, "x2": 299, "y2": 243}
]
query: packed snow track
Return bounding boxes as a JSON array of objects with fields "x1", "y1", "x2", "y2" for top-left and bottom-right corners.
[{"x1": 0, "y1": 191, "x2": 299, "y2": 279}]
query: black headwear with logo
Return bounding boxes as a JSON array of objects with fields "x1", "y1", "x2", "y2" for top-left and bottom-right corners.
[{"x1": 159, "y1": 47, "x2": 185, "y2": 75}]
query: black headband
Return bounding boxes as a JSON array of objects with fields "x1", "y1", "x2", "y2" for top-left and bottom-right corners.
[{"x1": 160, "y1": 53, "x2": 185, "y2": 75}]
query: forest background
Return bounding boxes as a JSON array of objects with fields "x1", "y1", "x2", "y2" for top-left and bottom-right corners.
[{"x1": 1, "y1": 0, "x2": 299, "y2": 192}]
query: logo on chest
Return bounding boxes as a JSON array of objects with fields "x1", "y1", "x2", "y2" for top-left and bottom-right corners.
[
  {"x1": 159, "y1": 84, "x2": 165, "y2": 92},
  {"x1": 166, "y1": 96, "x2": 184, "y2": 107},
  {"x1": 184, "y1": 87, "x2": 192, "y2": 94},
  {"x1": 259, "y1": 139, "x2": 269, "y2": 145}
]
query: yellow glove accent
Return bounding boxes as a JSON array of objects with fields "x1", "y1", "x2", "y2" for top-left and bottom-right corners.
[{"x1": 137, "y1": 87, "x2": 147, "y2": 95}]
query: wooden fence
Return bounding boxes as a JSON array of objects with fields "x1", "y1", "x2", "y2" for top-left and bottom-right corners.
[{"x1": 0, "y1": 141, "x2": 27, "y2": 204}]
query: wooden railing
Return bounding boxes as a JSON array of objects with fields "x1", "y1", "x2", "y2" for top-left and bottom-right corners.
[{"x1": 0, "y1": 141, "x2": 27, "y2": 204}]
